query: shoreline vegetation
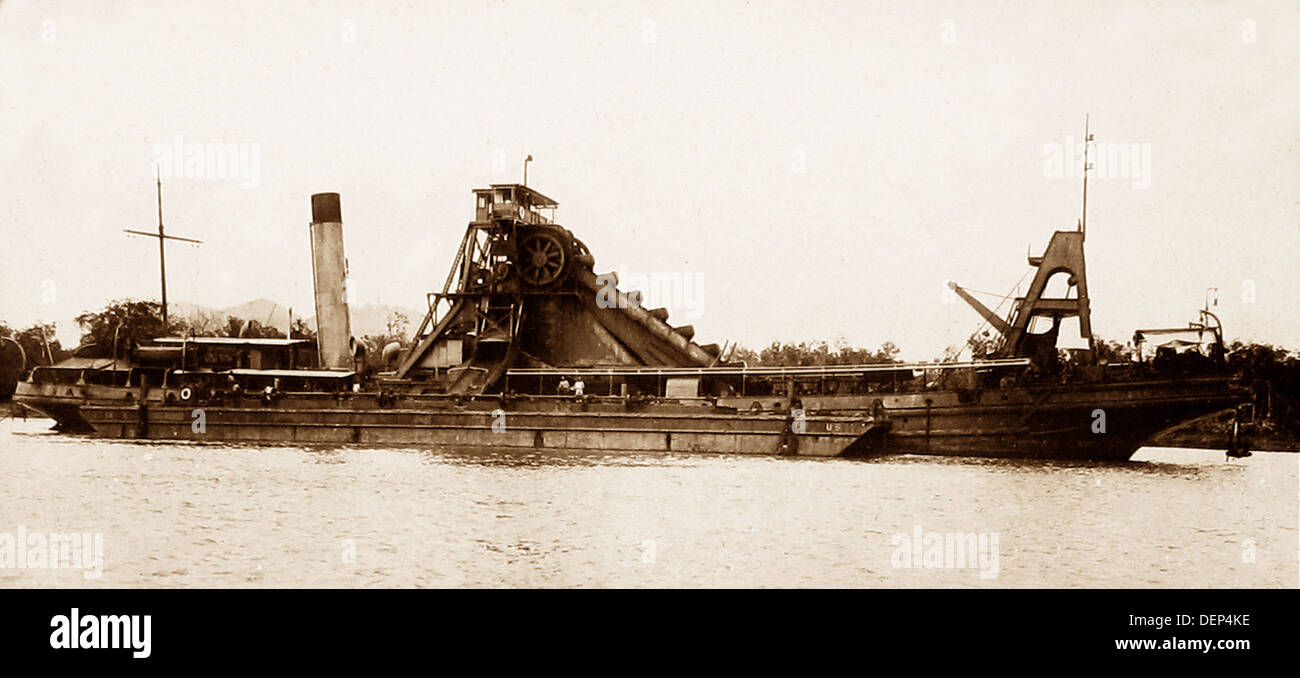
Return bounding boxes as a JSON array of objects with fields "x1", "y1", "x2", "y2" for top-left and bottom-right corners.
[{"x1": 3, "y1": 300, "x2": 1296, "y2": 452}]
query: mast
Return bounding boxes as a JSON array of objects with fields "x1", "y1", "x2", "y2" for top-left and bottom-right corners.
[
  {"x1": 124, "y1": 165, "x2": 203, "y2": 331},
  {"x1": 156, "y1": 170, "x2": 167, "y2": 327},
  {"x1": 1080, "y1": 114, "x2": 1093, "y2": 239},
  {"x1": 1080, "y1": 115, "x2": 1095, "y2": 355}
]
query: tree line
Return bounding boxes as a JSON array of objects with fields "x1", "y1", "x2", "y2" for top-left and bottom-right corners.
[
  {"x1": 1, "y1": 299, "x2": 414, "y2": 379},
  {"x1": 729, "y1": 339, "x2": 901, "y2": 366},
  {"x1": 0, "y1": 299, "x2": 316, "y2": 378}
]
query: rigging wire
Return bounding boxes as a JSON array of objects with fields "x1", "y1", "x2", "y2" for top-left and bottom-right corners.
[
  {"x1": 942, "y1": 268, "x2": 1033, "y2": 361},
  {"x1": 962, "y1": 286, "x2": 1019, "y2": 300}
]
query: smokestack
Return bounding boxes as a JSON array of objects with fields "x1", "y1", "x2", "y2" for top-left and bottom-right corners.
[{"x1": 309, "y1": 192, "x2": 353, "y2": 370}]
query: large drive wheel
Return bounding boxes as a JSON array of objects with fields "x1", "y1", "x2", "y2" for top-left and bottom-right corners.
[{"x1": 517, "y1": 227, "x2": 571, "y2": 289}]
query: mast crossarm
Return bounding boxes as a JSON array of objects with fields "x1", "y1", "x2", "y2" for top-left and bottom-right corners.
[{"x1": 122, "y1": 229, "x2": 203, "y2": 244}]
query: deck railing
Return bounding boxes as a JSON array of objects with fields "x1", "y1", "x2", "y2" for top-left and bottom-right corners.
[{"x1": 488, "y1": 201, "x2": 551, "y2": 225}]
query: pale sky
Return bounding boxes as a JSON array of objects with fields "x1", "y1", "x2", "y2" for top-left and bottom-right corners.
[{"x1": 2, "y1": 0, "x2": 1297, "y2": 359}]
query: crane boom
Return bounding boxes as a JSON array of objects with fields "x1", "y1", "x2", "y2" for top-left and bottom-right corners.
[{"x1": 947, "y1": 281, "x2": 1010, "y2": 334}]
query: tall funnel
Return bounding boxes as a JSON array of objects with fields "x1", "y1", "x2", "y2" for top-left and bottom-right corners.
[{"x1": 309, "y1": 193, "x2": 353, "y2": 370}]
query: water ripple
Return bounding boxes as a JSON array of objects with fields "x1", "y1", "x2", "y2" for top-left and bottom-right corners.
[{"x1": 1, "y1": 418, "x2": 1295, "y2": 588}]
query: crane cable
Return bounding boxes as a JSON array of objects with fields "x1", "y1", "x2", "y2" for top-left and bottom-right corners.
[{"x1": 943, "y1": 269, "x2": 1032, "y2": 361}]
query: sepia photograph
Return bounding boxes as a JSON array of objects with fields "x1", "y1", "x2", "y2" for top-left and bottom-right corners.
[{"x1": 0, "y1": 0, "x2": 1296, "y2": 661}]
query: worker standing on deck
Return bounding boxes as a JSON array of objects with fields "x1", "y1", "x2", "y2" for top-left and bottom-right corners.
[
  {"x1": 573, "y1": 377, "x2": 585, "y2": 397},
  {"x1": 557, "y1": 376, "x2": 571, "y2": 395}
]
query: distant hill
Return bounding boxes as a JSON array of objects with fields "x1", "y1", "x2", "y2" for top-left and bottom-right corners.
[{"x1": 170, "y1": 300, "x2": 422, "y2": 339}]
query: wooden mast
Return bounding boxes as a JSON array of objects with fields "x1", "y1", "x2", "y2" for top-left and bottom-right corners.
[{"x1": 123, "y1": 165, "x2": 203, "y2": 329}]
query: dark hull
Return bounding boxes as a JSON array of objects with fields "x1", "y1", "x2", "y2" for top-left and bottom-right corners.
[
  {"x1": 76, "y1": 399, "x2": 881, "y2": 458},
  {"x1": 15, "y1": 376, "x2": 1244, "y2": 461},
  {"x1": 731, "y1": 376, "x2": 1243, "y2": 460},
  {"x1": 11, "y1": 395, "x2": 97, "y2": 433},
  {"x1": 877, "y1": 399, "x2": 1235, "y2": 460}
]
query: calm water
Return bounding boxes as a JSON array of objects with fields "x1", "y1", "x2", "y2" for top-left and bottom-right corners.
[{"x1": 0, "y1": 416, "x2": 1295, "y2": 588}]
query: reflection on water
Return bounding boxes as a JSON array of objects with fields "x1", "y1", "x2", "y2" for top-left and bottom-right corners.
[{"x1": 0, "y1": 417, "x2": 1294, "y2": 588}]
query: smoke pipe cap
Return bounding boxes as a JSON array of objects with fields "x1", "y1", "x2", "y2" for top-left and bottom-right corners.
[{"x1": 311, "y1": 193, "x2": 342, "y2": 223}]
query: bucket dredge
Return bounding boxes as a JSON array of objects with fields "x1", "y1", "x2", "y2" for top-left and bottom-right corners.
[
  {"x1": 13, "y1": 169, "x2": 1246, "y2": 460},
  {"x1": 396, "y1": 184, "x2": 721, "y2": 394}
]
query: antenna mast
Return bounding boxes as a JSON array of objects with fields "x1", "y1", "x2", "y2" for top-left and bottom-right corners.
[
  {"x1": 124, "y1": 165, "x2": 203, "y2": 331},
  {"x1": 156, "y1": 169, "x2": 167, "y2": 327},
  {"x1": 1080, "y1": 114, "x2": 1093, "y2": 238}
]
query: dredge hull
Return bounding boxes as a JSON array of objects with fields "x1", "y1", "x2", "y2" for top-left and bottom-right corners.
[
  {"x1": 13, "y1": 381, "x2": 110, "y2": 433},
  {"x1": 35, "y1": 375, "x2": 1242, "y2": 461},
  {"x1": 10, "y1": 183, "x2": 1251, "y2": 462},
  {"x1": 75, "y1": 393, "x2": 885, "y2": 458},
  {"x1": 785, "y1": 376, "x2": 1241, "y2": 460}
]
